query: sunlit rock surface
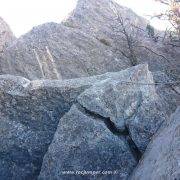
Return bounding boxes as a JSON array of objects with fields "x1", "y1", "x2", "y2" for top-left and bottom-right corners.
[
  {"x1": 0, "y1": 0, "x2": 179, "y2": 81},
  {"x1": 131, "y1": 107, "x2": 180, "y2": 180}
]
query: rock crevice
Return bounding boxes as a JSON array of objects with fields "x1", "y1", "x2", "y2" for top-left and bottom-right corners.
[{"x1": 76, "y1": 102, "x2": 142, "y2": 162}]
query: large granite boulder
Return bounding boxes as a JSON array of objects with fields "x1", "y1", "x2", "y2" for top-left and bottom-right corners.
[
  {"x1": 0, "y1": 1, "x2": 178, "y2": 115},
  {"x1": 0, "y1": 21, "x2": 130, "y2": 80},
  {"x1": 0, "y1": 10, "x2": 130, "y2": 80},
  {"x1": 39, "y1": 64, "x2": 167, "y2": 179},
  {"x1": 39, "y1": 104, "x2": 138, "y2": 180},
  {"x1": 0, "y1": 75, "x2": 93, "y2": 179},
  {"x1": 0, "y1": 0, "x2": 179, "y2": 179},
  {"x1": 66, "y1": 0, "x2": 179, "y2": 75},
  {"x1": 131, "y1": 107, "x2": 180, "y2": 180},
  {"x1": 0, "y1": 64, "x2": 168, "y2": 179},
  {"x1": 0, "y1": 0, "x2": 178, "y2": 81},
  {"x1": 77, "y1": 65, "x2": 167, "y2": 152}
]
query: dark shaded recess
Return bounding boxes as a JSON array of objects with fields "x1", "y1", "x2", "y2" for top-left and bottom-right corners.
[{"x1": 98, "y1": 38, "x2": 111, "y2": 46}]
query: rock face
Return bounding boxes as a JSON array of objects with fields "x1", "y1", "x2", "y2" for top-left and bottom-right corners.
[
  {"x1": 39, "y1": 105, "x2": 137, "y2": 180},
  {"x1": 77, "y1": 65, "x2": 167, "y2": 152},
  {"x1": 0, "y1": 17, "x2": 15, "y2": 52},
  {"x1": 0, "y1": 0, "x2": 178, "y2": 81},
  {"x1": 0, "y1": 14, "x2": 130, "y2": 80},
  {"x1": 131, "y1": 107, "x2": 180, "y2": 180},
  {"x1": 0, "y1": 21, "x2": 129, "y2": 80},
  {"x1": 0, "y1": 75, "x2": 92, "y2": 179},
  {"x1": 0, "y1": 64, "x2": 167, "y2": 179},
  {"x1": 0, "y1": 0, "x2": 178, "y2": 114},
  {"x1": 38, "y1": 64, "x2": 167, "y2": 180},
  {"x1": 0, "y1": 0, "x2": 179, "y2": 179}
]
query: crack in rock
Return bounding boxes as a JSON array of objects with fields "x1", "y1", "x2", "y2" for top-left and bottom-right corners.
[{"x1": 75, "y1": 102, "x2": 142, "y2": 162}]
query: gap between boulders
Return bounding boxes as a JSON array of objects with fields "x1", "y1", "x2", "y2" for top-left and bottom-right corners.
[{"x1": 75, "y1": 102, "x2": 142, "y2": 162}]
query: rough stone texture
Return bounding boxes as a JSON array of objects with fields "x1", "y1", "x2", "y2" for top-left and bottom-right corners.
[
  {"x1": 0, "y1": 0, "x2": 178, "y2": 115},
  {"x1": 0, "y1": 75, "x2": 93, "y2": 179},
  {"x1": 77, "y1": 64, "x2": 167, "y2": 153},
  {"x1": 39, "y1": 105, "x2": 138, "y2": 180},
  {"x1": 131, "y1": 107, "x2": 180, "y2": 180},
  {"x1": 38, "y1": 64, "x2": 167, "y2": 180},
  {"x1": 153, "y1": 71, "x2": 180, "y2": 115},
  {"x1": 66, "y1": 0, "x2": 180, "y2": 77},
  {"x1": 0, "y1": 19, "x2": 130, "y2": 80},
  {"x1": 0, "y1": 65, "x2": 134, "y2": 179},
  {"x1": 0, "y1": 17, "x2": 15, "y2": 52},
  {"x1": 0, "y1": 0, "x2": 179, "y2": 81},
  {"x1": 0, "y1": 64, "x2": 168, "y2": 179},
  {"x1": 0, "y1": 0, "x2": 179, "y2": 179}
]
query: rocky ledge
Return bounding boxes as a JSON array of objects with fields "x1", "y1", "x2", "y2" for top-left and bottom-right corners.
[{"x1": 1, "y1": 64, "x2": 178, "y2": 180}]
